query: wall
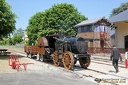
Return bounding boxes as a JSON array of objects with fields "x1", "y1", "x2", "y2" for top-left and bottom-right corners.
[{"x1": 115, "y1": 22, "x2": 128, "y2": 48}]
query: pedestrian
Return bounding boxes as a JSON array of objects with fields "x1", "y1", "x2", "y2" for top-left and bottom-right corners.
[{"x1": 110, "y1": 45, "x2": 122, "y2": 73}]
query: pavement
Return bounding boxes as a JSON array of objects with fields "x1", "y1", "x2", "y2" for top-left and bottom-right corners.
[
  {"x1": 0, "y1": 52, "x2": 98, "y2": 85},
  {"x1": 87, "y1": 55, "x2": 128, "y2": 85},
  {"x1": 8, "y1": 52, "x2": 128, "y2": 85},
  {"x1": 0, "y1": 72, "x2": 98, "y2": 85},
  {"x1": 1, "y1": 46, "x2": 128, "y2": 85}
]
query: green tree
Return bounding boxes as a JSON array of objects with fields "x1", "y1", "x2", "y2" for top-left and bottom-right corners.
[
  {"x1": 0, "y1": 0, "x2": 17, "y2": 39},
  {"x1": 12, "y1": 34, "x2": 23, "y2": 44},
  {"x1": 5, "y1": 38, "x2": 12, "y2": 45},
  {"x1": 110, "y1": 2, "x2": 128, "y2": 17},
  {"x1": 27, "y1": 12, "x2": 44, "y2": 45},
  {"x1": 27, "y1": 3, "x2": 87, "y2": 44}
]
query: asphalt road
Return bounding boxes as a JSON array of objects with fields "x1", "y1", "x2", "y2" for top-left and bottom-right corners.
[{"x1": 0, "y1": 71, "x2": 98, "y2": 85}]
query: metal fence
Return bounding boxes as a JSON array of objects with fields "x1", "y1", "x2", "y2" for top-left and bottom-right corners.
[
  {"x1": 88, "y1": 47, "x2": 128, "y2": 54},
  {"x1": 88, "y1": 47, "x2": 126, "y2": 58}
]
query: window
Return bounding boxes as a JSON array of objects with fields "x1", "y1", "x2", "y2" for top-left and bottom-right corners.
[
  {"x1": 104, "y1": 26, "x2": 109, "y2": 32},
  {"x1": 99, "y1": 25, "x2": 104, "y2": 32},
  {"x1": 83, "y1": 26, "x2": 87, "y2": 32},
  {"x1": 95, "y1": 25, "x2": 100, "y2": 32},
  {"x1": 78, "y1": 27, "x2": 81, "y2": 33},
  {"x1": 99, "y1": 25, "x2": 110, "y2": 32},
  {"x1": 78, "y1": 25, "x2": 94, "y2": 32},
  {"x1": 89, "y1": 25, "x2": 93, "y2": 32}
]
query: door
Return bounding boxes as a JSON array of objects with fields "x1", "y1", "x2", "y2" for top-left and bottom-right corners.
[{"x1": 125, "y1": 35, "x2": 128, "y2": 49}]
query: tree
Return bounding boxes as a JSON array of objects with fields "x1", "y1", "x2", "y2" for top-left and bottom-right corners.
[
  {"x1": 27, "y1": 12, "x2": 44, "y2": 45},
  {"x1": 110, "y1": 2, "x2": 128, "y2": 17},
  {"x1": 12, "y1": 34, "x2": 23, "y2": 44},
  {"x1": 27, "y1": 3, "x2": 87, "y2": 44},
  {"x1": 0, "y1": 0, "x2": 17, "y2": 39},
  {"x1": 5, "y1": 38, "x2": 12, "y2": 45}
]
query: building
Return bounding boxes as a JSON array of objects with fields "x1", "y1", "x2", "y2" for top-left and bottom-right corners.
[
  {"x1": 75, "y1": 17, "x2": 113, "y2": 50},
  {"x1": 109, "y1": 8, "x2": 128, "y2": 49}
]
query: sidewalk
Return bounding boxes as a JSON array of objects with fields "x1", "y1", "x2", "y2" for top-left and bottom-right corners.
[{"x1": 90, "y1": 55, "x2": 128, "y2": 85}]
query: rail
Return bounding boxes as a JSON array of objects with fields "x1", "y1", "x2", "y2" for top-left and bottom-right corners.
[{"x1": 88, "y1": 47, "x2": 127, "y2": 54}]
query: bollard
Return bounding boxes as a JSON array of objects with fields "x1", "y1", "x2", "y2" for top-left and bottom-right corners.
[
  {"x1": 125, "y1": 52, "x2": 128, "y2": 68},
  {"x1": 126, "y1": 59, "x2": 128, "y2": 68}
]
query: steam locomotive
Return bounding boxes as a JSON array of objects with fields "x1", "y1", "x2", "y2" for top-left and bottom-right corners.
[{"x1": 24, "y1": 35, "x2": 91, "y2": 70}]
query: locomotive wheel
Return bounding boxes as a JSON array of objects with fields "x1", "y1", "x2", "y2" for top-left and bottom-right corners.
[
  {"x1": 62, "y1": 52, "x2": 74, "y2": 70},
  {"x1": 79, "y1": 57, "x2": 90, "y2": 69},
  {"x1": 52, "y1": 51, "x2": 60, "y2": 66}
]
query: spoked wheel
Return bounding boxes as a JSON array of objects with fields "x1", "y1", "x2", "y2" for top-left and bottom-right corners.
[
  {"x1": 79, "y1": 57, "x2": 90, "y2": 69},
  {"x1": 62, "y1": 52, "x2": 74, "y2": 70},
  {"x1": 36, "y1": 53, "x2": 40, "y2": 60},
  {"x1": 52, "y1": 51, "x2": 60, "y2": 66}
]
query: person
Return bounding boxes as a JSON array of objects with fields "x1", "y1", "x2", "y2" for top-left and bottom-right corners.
[{"x1": 110, "y1": 45, "x2": 122, "y2": 73}]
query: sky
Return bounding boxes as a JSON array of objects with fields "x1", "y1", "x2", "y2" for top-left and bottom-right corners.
[{"x1": 5, "y1": 0, "x2": 128, "y2": 30}]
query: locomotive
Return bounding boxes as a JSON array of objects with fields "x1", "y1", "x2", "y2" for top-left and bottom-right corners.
[{"x1": 24, "y1": 35, "x2": 91, "y2": 70}]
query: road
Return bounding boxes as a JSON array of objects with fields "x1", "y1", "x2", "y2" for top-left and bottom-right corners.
[{"x1": 0, "y1": 69, "x2": 97, "y2": 85}]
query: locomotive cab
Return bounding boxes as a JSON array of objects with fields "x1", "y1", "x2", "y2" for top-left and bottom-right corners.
[
  {"x1": 37, "y1": 35, "x2": 57, "y2": 61},
  {"x1": 45, "y1": 36, "x2": 57, "y2": 53}
]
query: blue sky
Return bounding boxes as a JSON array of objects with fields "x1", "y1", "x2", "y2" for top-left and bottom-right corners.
[{"x1": 6, "y1": 0, "x2": 128, "y2": 30}]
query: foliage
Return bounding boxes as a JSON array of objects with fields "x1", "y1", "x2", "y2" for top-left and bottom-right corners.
[
  {"x1": 12, "y1": 34, "x2": 23, "y2": 44},
  {"x1": 5, "y1": 34, "x2": 23, "y2": 45},
  {"x1": 21, "y1": 40, "x2": 29, "y2": 46},
  {"x1": 110, "y1": 2, "x2": 128, "y2": 17},
  {"x1": 0, "y1": 40, "x2": 5, "y2": 45},
  {"x1": 26, "y1": 3, "x2": 87, "y2": 45},
  {"x1": 5, "y1": 38, "x2": 12, "y2": 45},
  {"x1": 27, "y1": 12, "x2": 44, "y2": 45},
  {"x1": 0, "y1": 0, "x2": 17, "y2": 39}
]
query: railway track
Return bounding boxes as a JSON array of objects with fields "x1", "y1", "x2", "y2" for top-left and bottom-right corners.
[
  {"x1": 62, "y1": 65, "x2": 128, "y2": 85},
  {"x1": 9, "y1": 48, "x2": 126, "y2": 71},
  {"x1": 9, "y1": 48, "x2": 125, "y2": 68},
  {"x1": 91, "y1": 57, "x2": 125, "y2": 68}
]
